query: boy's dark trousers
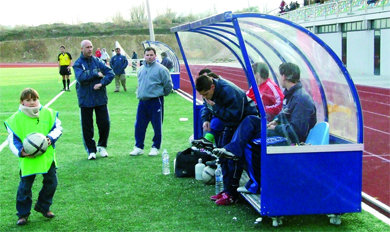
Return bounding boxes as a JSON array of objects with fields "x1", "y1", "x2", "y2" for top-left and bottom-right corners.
[
  {"x1": 16, "y1": 162, "x2": 57, "y2": 218},
  {"x1": 80, "y1": 105, "x2": 110, "y2": 154}
]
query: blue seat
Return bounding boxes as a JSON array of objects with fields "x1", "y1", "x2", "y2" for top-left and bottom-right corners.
[{"x1": 305, "y1": 122, "x2": 329, "y2": 145}]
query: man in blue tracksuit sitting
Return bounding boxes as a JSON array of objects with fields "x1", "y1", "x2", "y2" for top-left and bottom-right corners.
[
  {"x1": 160, "y1": 52, "x2": 173, "y2": 72},
  {"x1": 129, "y1": 47, "x2": 173, "y2": 157},
  {"x1": 110, "y1": 47, "x2": 129, "y2": 92},
  {"x1": 73, "y1": 40, "x2": 115, "y2": 160},
  {"x1": 212, "y1": 62, "x2": 317, "y2": 198},
  {"x1": 194, "y1": 74, "x2": 258, "y2": 205}
]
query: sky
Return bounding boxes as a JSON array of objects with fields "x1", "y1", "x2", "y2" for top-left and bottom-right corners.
[{"x1": 0, "y1": 0, "x2": 302, "y2": 27}]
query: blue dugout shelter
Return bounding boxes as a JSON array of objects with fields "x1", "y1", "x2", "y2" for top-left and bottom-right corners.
[
  {"x1": 141, "y1": 40, "x2": 181, "y2": 89},
  {"x1": 171, "y1": 12, "x2": 364, "y2": 225}
]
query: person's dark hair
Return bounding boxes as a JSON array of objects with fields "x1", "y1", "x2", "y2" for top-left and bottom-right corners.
[
  {"x1": 20, "y1": 88, "x2": 39, "y2": 102},
  {"x1": 198, "y1": 68, "x2": 219, "y2": 79},
  {"x1": 252, "y1": 62, "x2": 269, "y2": 79},
  {"x1": 195, "y1": 75, "x2": 213, "y2": 92},
  {"x1": 279, "y1": 62, "x2": 300, "y2": 83},
  {"x1": 161, "y1": 52, "x2": 167, "y2": 57},
  {"x1": 144, "y1": 47, "x2": 156, "y2": 55},
  {"x1": 60, "y1": 45, "x2": 65, "y2": 49},
  {"x1": 198, "y1": 68, "x2": 212, "y2": 76}
]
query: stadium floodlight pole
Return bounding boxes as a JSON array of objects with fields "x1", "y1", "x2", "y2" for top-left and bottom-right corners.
[{"x1": 145, "y1": 0, "x2": 155, "y2": 41}]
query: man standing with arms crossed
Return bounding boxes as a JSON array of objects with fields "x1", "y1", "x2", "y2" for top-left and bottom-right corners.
[
  {"x1": 73, "y1": 40, "x2": 115, "y2": 160},
  {"x1": 129, "y1": 47, "x2": 173, "y2": 156},
  {"x1": 58, "y1": 45, "x2": 72, "y2": 91}
]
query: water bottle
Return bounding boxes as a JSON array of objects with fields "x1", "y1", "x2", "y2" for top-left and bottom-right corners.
[
  {"x1": 215, "y1": 163, "x2": 223, "y2": 194},
  {"x1": 195, "y1": 158, "x2": 205, "y2": 180},
  {"x1": 162, "y1": 149, "x2": 170, "y2": 175}
]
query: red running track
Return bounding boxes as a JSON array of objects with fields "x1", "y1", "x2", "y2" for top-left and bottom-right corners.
[
  {"x1": 0, "y1": 63, "x2": 58, "y2": 68},
  {"x1": 179, "y1": 64, "x2": 390, "y2": 210}
]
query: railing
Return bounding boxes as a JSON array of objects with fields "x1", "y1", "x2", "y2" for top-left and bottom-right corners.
[{"x1": 279, "y1": 0, "x2": 390, "y2": 23}]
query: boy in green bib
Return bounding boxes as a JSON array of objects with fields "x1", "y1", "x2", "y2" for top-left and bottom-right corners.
[{"x1": 4, "y1": 88, "x2": 63, "y2": 226}]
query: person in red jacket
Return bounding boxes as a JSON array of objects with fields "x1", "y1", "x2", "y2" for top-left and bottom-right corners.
[
  {"x1": 246, "y1": 62, "x2": 284, "y2": 122},
  {"x1": 95, "y1": 48, "x2": 101, "y2": 58}
]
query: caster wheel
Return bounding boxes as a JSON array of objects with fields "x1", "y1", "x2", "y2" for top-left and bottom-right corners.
[
  {"x1": 328, "y1": 214, "x2": 341, "y2": 225},
  {"x1": 254, "y1": 217, "x2": 262, "y2": 224},
  {"x1": 271, "y1": 217, "x2": 282, "y2": 227}
]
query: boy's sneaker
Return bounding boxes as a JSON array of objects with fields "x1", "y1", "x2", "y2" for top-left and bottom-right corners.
[
  {"x1": 97, "y1": 146, "x2": 108, "y2": 157},
  {"x1": 17, "y1": 217, "x2": 28, "y2": 226},
  {"x1": 129, "y1": 147, "x2": 144, "y2": 156},
  {"x1": 212, "y1": 148, "x2": 239, "y2": 160},
  {"x1": 88, "y1": 152, "x2": 96, "y2": 160},
  {"x1": 191, "y1": 137, "x2": 214, "y2": 151},
  {"x1": 215, "y1": 192, "x2": 236, "y2": 206},
  {"x1": 210, "y1": 191, "x2": 225, "y2": 201},
  {"x1": 149, "y1": 147, "x2": 159, "y2": 156}
]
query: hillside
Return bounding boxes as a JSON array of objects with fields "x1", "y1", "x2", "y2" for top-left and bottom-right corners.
[{"x1": 0, "y1": 34, "x2": 178, "y2": 63}]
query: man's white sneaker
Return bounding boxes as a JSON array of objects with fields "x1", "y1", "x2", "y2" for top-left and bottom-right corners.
[
  {"x1": 129, "y1": 147, "x2": 144, "y2": 156},
  {"x1": 97, "y1": 146, "x2": 108, "y2": 157},
  {"x1": 88, "y1": 153, "x2": 96, "y2": 160},
  {"x1": 149, "y1": 147, "x2": 159, "y2": 156}
]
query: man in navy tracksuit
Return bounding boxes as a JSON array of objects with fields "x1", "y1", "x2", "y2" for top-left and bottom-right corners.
[
  {"x1": 73, "y1": 40, "x2": 115, "y2": 160},
  {"x1": 110, "y1": 47, "x2": 129, "y2": 92},
  {"x1": 213, "y1": 62, "x2": 317, "y2": 198},
  {"x1": 129, "y1": 47, "x2": 172, "y2": 157},
  {"x1": 194, "y1": 74, "x2": 258, "y2": 205}
]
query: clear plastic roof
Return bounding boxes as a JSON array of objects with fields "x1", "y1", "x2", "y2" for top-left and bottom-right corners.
[
  {"x1": 141, "y1": 40, "x2": 180, "y2": 73},
  {"x1": 171, "y1": 12, "x2": 363, "y2": 143}
]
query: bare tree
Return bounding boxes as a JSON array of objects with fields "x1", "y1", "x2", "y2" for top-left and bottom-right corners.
[
  {"x1": 130, "y1": 4, "x2": 146, "y2": 24},
  {"x1": 112, "y1": 12, "x2": 127, "y2": 25}
]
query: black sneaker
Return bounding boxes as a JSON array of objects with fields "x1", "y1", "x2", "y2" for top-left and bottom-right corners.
[
  {"x1": 212, "y1": 148, "x2": 238, "y2": 160},
  {"x1": 17, "y1": 216, "x2": 28, "y2": 225},
  {"x1": 191, "y1": 137, "x2": 214, "y2": 151}
]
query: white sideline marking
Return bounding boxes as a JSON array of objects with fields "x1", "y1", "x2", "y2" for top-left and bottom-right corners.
[
  {"x1": 362, "y1": 202, "x2": 390, "y2": 225},
  {"x1": 0, "y1": 80, "x2": 76, "y2": 153}
]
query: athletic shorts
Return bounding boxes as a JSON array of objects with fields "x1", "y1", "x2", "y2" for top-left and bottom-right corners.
[{"x1": 59, "y1": 65, "x2": 71, "y2": 75}]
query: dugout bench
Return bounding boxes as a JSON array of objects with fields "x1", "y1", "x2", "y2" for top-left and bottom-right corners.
[{"x1": 171, "y1": 12, "x2": 364, "y2": 226}]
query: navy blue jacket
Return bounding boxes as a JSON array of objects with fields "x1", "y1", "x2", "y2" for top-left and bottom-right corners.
[
  {"x1": 73, "y1": 53, "x2": 115, "y2": 107},
  {"x1": 274, "y1": 82, "x2": 317, "y2": 143},
  {"x1": 110, "y1": 54, "x2": 128, "y2": 75},
  {"x1": 201, "y1": 78, "x2": 258, "y2": 127}
]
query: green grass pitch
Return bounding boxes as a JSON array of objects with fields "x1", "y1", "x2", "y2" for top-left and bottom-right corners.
[{"x1": 0, "y1": 67, "x2": 389, "y2": 231}]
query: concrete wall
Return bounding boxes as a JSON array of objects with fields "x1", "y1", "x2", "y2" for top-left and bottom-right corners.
[
  {"x1": 381, "y1": 29, "x2": 390, "y2": 76},
  {"x1": 317, "y1": 32, "x2": 342, "y2": 60},
  {"x1": 347, "y1": 30, "x2": 374, "y2": 76}
]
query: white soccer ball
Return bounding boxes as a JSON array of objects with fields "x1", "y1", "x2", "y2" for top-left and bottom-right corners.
[
  {"x1": 202, "y1": 166, "x2": 215, "y2": 185},
  {"x1": 23, "y1": 133, "x2": 48, "y2": 157}
]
